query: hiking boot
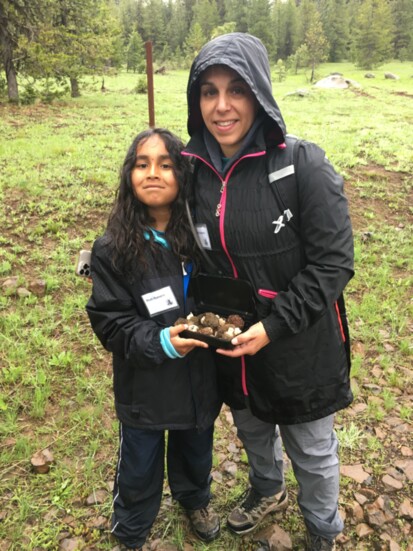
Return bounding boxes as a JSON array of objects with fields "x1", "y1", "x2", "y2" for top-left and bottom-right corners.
[
  {"x1": 305, "y1": 531, "x2": 336, "y2": 551},
  {"x1": 255, "y1": 540, "x2": 271, "y2": 551},
  {"x1": 227, "y1": 487, "x2": 288, "y2": 534},
  {"x1": 186, "y1": 505, "x2": 220, "y2": 542}
]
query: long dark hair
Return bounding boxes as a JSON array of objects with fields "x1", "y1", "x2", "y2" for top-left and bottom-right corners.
[{"x1": 106, "y1": 128, "x2": 198, "y2": 278}]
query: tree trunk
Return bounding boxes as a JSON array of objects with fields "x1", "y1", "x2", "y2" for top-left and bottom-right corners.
[
  {"x1": 70, "y1": 77, "x2": 80, "y2": 97},
  {"x1": 1, "y1": 32, "x2": 19, "y2": 103},
  {"x1": 6, "y1": 61, "x2": 19, "y2": 103}
]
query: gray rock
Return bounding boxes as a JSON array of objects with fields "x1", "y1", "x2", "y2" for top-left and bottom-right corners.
[
  {"x1": 28, "y1": 278, "x2": 47, "y2": 296},
  {"x1": 17, "y1": 287, "x2": 31, "y2": 298},
  {"x1": 314, "y1": 75, "x2": 361, "y2": 89},
  {"x1": 2, "y1": 277, "x2": 19, "y2": 293}
]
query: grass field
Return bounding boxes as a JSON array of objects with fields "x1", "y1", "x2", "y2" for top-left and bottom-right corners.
[{"x1": 0, "y1": 61, "x2": 412, "y2": 550}]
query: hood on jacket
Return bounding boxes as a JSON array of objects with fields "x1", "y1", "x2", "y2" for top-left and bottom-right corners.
[{"x1": 186, "y1": 32, "x2": 286, "y2": 145}]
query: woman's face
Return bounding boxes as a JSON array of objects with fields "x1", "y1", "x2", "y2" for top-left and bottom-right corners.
[
  {"x1": 131, "y1": 134, "x2": 179, "y2": 226},
  {"x1": 199, "y1": 65, "x2": 258, "y2": 158}
]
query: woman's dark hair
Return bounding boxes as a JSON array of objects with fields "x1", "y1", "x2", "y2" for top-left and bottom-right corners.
[{"x1": 106, "y1": 128, "x2": 198, "y2": 278}]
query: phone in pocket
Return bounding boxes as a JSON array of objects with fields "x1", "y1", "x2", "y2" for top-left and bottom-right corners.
[{"x1": 75, "y1": 249, "x2": 92, "y2": 278}]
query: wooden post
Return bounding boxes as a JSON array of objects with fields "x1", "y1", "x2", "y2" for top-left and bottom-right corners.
[{"x1": 145, "y1": 41, "x2": 155, "y2": 128}]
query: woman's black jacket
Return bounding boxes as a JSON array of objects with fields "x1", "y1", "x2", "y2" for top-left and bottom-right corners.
[
  {"x1": 183, "y1": 32, "x2": 355, "y2": 425},
  {"x1": 86, "y1": 236, "x2": 221, "y2": 431}
]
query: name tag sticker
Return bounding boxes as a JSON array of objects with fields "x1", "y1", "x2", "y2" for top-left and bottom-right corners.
[
  {"x1": 196, "y1": 224, "x2": 212, "y2": 250},
  {"x1": 141, "y1": 286, "x2": 179, "y2": 317}
]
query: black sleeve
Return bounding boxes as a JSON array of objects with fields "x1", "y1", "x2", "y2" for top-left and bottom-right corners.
[
  {"x1": 262, "y1": 141, "x2": 354, "y2": 340},
  {"x1": 86, "y1": 238, "x2": 168, "y2": 366}
]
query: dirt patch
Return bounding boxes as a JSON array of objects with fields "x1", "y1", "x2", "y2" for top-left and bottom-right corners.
[
  {"x1": 348, "y1": 88, "x2": 376, "y2": 99},
  {"x1": 392, "y1": 91, "x2": 413, "y2": 98},
  {"x1": 345, "y1": 163, "x2": 412, "y2": 231}
]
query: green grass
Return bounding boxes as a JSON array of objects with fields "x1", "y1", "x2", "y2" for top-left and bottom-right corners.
[{"x1": 0, "y1": 61, "x2": 412, "y2": 550}]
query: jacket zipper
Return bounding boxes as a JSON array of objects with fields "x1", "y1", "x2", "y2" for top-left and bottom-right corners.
[{"x1": 183, "y1": 150, "x2": 266, "y2": 396}]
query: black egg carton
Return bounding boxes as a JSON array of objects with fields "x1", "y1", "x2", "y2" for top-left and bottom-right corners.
[{"x1": 180, "y1": 273, "x2": 256, "y2": 349}]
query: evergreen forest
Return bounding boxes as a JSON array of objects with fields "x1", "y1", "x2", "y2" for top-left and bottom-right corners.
[{"x1": 1, "y1": 0, "x2": 413, "y2": 103}]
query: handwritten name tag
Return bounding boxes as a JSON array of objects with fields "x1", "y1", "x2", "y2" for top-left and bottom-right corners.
[{"x1": 141, "y1": 286, "x2": 179, "y2": 317}]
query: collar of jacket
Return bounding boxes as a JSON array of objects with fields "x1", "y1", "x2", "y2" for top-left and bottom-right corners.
[{"x1": 184, "y1": 122, "x2": 269, "y2": 177}]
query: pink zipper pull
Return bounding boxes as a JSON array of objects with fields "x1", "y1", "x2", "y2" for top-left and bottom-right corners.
[{"x1": 258, "y1": 289, "x2": 278, "y2": 299}]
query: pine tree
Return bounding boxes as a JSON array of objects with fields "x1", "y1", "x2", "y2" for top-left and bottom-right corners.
[
  {"x1": 0, "y1": 0, "x2": 45, "y2": 102},
  {"x1": 140, "y1": 0, "x2": 168, "y2": 58},
  {"x1": 224, "y1": 0, "x2": 248, "y2": 32},
  {"x1": 353, "y1": 0, "x2": 394, "y2": 69},
  {"x1": 192, "y1": 0, "x2": 220, "y2": 41},
  {"x1": 303, "y1": 4, "x2": 329, "y2": 81},
  {"x1": 211, "y1": 21, "x2": 237, "y2": 39},
  {"x1": 273, "y1": 0, "x2": 299, "y2": 60},
  {"x1": 165, "y1": 0, "x2": 190, "y2": 54},
  {"x1": 19, "y1": 0, "x2": 119, "y2": 97},
  {"x1": 118, "y1": 0, "x2": 140, "y2": 44},
  {"x1": 391, "y1": 0, "x2": 413, "y2": 60},
  {"x1": 185, "y1": 21, "x2": 207, "y2": 60},
  {"x1": 126, "y1": 31, "x2": 145, "y2": 72},
  {"x1": 319, "y1": 0, "x2": 350, "y2": 61},
  {"x1": 246, "y1": 0, "x2": 275, "y2": 59}
]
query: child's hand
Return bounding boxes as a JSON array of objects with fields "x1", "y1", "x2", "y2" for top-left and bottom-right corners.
[{"x1": 169, "y1": 324, "x2": 209, "y2": 355}]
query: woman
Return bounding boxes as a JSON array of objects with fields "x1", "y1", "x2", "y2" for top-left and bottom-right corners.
[{"x1": 183, "y1": 33, "x2": 354, "y2": 551}]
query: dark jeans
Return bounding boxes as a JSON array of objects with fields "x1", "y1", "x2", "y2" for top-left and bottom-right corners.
[{"x1": 111, "y1": 423, "x2": 214, "y2": 549}]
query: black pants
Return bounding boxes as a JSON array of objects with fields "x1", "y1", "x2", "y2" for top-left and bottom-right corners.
[{"x1": 111, "y1": 423, "x2": 214, "y2": 549}]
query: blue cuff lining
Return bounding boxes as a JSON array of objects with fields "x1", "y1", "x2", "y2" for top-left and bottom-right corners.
[{"x1": 160, "y1": 328, "x2": 184, "y2": 359}]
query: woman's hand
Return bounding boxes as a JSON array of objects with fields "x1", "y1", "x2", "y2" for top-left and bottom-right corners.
[
  {"x1": 170, "y1": 324, "x2": 209, "y2": 356},
  {"x1": 216, "y1": 321, "x2": 270, "y2": 357}
]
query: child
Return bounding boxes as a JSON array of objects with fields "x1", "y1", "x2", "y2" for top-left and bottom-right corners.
[{"x1": 86, "y1": 128, "x2": 221, "y2": 550}]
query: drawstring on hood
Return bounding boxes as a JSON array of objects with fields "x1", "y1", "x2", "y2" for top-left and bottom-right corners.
[{"x1": 186, "y1": 32, "x2": 287, "y2": 146}]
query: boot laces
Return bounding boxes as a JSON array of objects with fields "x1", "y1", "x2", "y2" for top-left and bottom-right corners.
[{"x1": 240, "y1": 488, "x2": 263, "y2": 512}]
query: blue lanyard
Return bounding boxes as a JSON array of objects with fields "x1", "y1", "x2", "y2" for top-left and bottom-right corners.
[
  {"x1": 144, "y1": 227, "x2": 192, "y2": 301},
  {"x1": 183, "y1": 261, "x2": 193, "y2": 302},
  {"x1": 143, "y1": 227, "x2": 170, "y2": 249}
]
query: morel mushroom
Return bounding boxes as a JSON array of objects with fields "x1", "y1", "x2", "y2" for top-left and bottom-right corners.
[
  {"x1": 198, "y1": 326, "x2": 214, "y2": 336},
  {"x1": 200, "y1": 312, "x2": 220, "y2": 329},
  {"x1": 216, "y1": 323, "x2": 235, "y2": 340},
  {"x1": 174, "y1": 317, "x2": 188, "y2": 326},
  {"x1": 227, "y1": 314, "x2": 245, "y2": 329}
]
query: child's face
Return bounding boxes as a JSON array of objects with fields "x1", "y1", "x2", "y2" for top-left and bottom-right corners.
[{"x1": 131, "y1": 134, "x2": 179, "y2": 225}]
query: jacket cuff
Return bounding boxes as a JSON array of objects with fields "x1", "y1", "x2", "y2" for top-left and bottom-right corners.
[
  {"x1": 261, "y1": 315, "x2": 290, "y2": 342},
  {"x1": 160, "y1": 328, "x2": 184, "y2": 359}
]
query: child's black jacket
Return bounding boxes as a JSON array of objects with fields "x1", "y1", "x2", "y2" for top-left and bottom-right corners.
[{"x1": 86, "y1": 235, "x2": 221, "y2": 431}]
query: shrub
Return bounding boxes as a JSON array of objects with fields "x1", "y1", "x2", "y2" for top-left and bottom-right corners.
[
  {"x1": 134, "y1": 76, "x2": 148, "y2": 94},
  {"x1": 20, "y1": 84, "x2": 38, "y2": 105}
]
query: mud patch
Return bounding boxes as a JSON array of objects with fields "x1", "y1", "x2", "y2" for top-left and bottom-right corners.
[{"x1": 345, "y1": 164, "x2": 412, "y2": 231}]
